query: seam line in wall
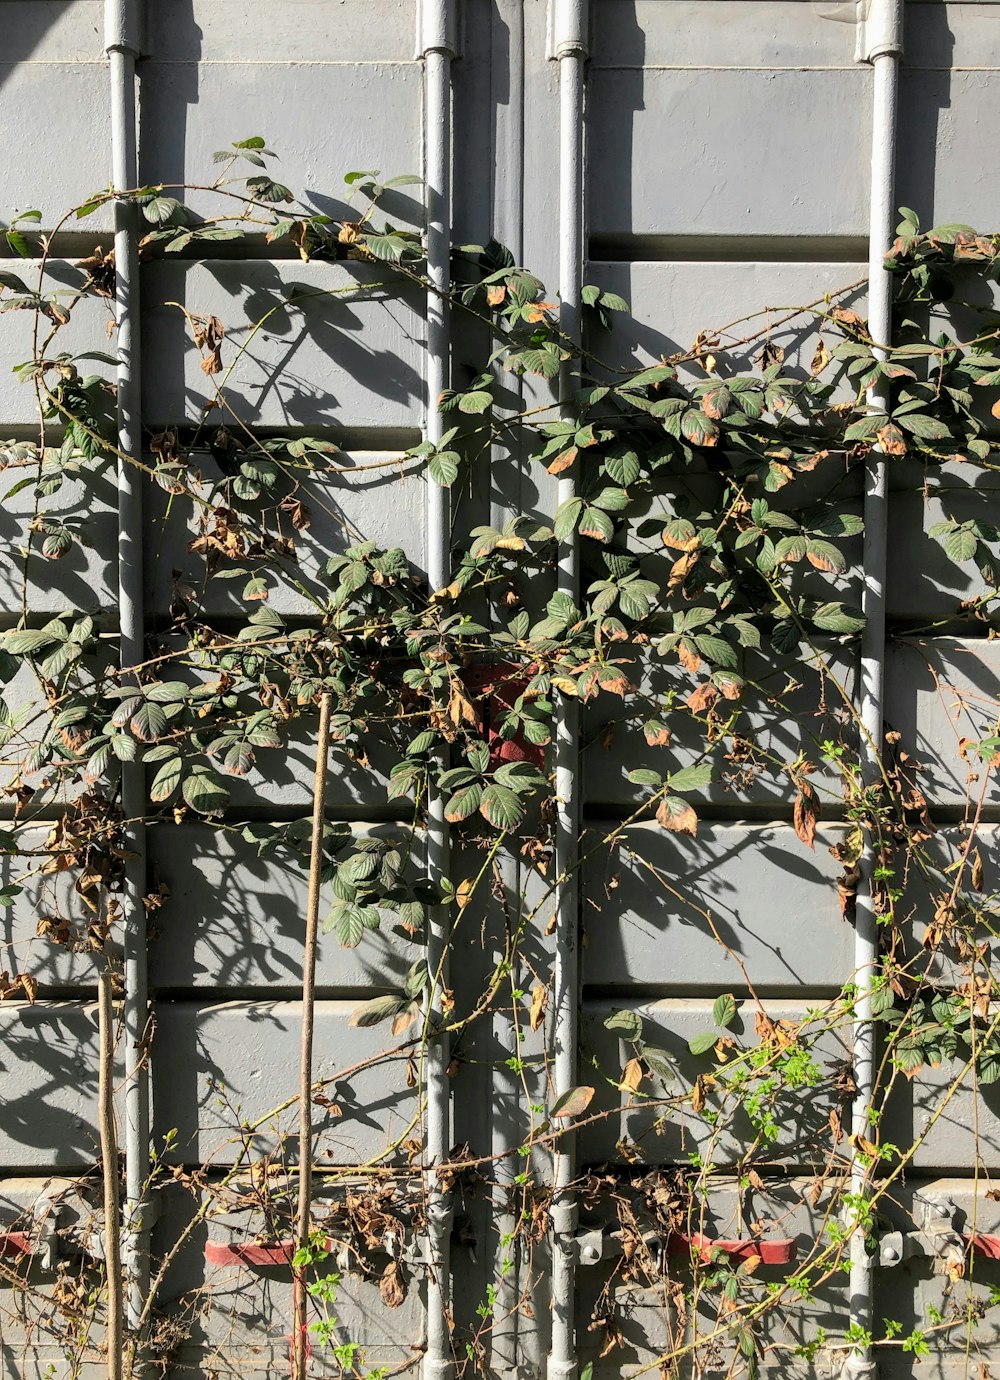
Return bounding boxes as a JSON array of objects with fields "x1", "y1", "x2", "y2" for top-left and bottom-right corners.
[
  {"x1": 1, "y1": 58, "x2": 420, "y2": 67},
  {"x1": 593, "y1": 62, "x2": 1000, "y2": 72}
]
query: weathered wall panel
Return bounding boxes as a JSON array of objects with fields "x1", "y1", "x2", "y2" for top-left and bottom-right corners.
[{"x1": 1, "y1": 2, "x2": 999, "y2": 1377}]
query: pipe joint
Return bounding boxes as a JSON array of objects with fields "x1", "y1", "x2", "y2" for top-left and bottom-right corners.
[
  {"x1": 426, "y1": 1191, "x2": 455, "y2": 1231},
  {"x1": 417, "y1": 0, "x2": 461, "y2": 58},
  {"x1": 548, "y1": 0, "x2": 590, "y2": 59},
  {"x1": 422, "y1": 1361, "x2": 454, "y2": 1380},
  {"x1": 104, "y1": 0, "x2": 145, "y2": 56},
  {"x1": 840, "y1": 1356, "x2": 878, "y2": 1380},
  {"x1": 550, "y1": 1199, "x2": 579, "y2": 1240},
  {"x1": 860, "y1": 0, "x2": 904, "y2": 62}
]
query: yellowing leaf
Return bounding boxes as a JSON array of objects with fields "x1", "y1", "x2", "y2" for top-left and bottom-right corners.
[
  {"x1": 529, "y1": 983, "x2": 547, "y2": 1032},
  {"x1": 656, "y1": 796, "x2": 698, "y2": 836},
  {"x1": 551, "y1": 1085, "x2": 595, "y2": 1119},
  {"x1": 448, "y1": 681, "x2": 478, "y2": 727},
  {"x1": 619, "y1": 1057, "x2": 643, "y2": 1093}
]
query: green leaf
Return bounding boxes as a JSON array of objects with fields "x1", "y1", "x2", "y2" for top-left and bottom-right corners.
[
  {"x1": 181, "y1": 766, "x2": 230, "y2": 815},
  {"x1": 688, "y1": 1031, "x2": 720, "y2": 1057},
  {"x1": 578, "y1": 506, "x2": 614, "y2": 543},
  {"x1": 977, "y1": 1052, "x2": 1000, "y2": 1085},
  {"x1": 805, "y1": 539, "x2": 847, "y2": 574},
  {"x1": 643, "y1": 1047, "x2": 680, "y2": 1088},
  {"x1": 599, "y1": 291, "x2": 629, "y2": 313},
  {"x1": 712, "y1": 993, "x2": 737, "y2": 1030},
  {"x1": 129, "y1": 700, "x2": 167, "y2": 743},
  {"x1": 342, "y1": 851, "x2": 380, "y2": 884},
  {"x1": 693, "y1": 634, "x2": 738, "y2": 669},
  {"x1": 604, "y1": 1008, "x2": 643, "y2": 1041},
  {"x1": 895, "y1": 413, "x2": 951, "y2": 441},
  {"x1": 775, "y1": 535, "x2": 808, "y2": 565},
  {"x1": 145, "y1": 681, "x2": 191, "y2": 704},
  {"x1": 245, "y1": 176, "x2": 294, "y2": 204},
  {"x1": 2, "y1": 628, "x2": 61, "y2": 655},
  {"x1": 142, "y1": 195, "x2": 184, "y2": 225},
  {"x1": 811, "y1": 602, "x2": 865, "y2": 634},
  {"x1": 349, "y1": 993, "x2": 410, "y2": 1028},
  {"x1": 604, "y1": 447, "x2": 640, "y2": 486},
  {"x1": 444, "y1": 781, "x2": 483, "y2": 822},
  {"x1": 514, "y1": 344, "x2": 562, "y2": 378},
  {"x1": 668, "y1": 763, "x2": 713, "y2": 793},
  {"x1": 149, "y1": 756, "x2": 182, "y2": 803},
  {"x1": 554, "y1": 498, "x2": 583, "y2": 542},
  {"x1": 680, "y1": 410, "x2": 719, "y2": 447},
  {"x1": 332, "y1": 901, "x2": 380, "y2": 949},
  {"x1": 811, "y1": 512, "x2": 864, "y2": 538},
  {"x1": 943, "y1": 526, "x2": 979, "y2": 563},
  {"x1": 428, "y1": 451, "x2": 460, "y2": 486},
  {"x1": 626, "y1": 768, "x2": 663, "y2": 787},
  {"x1": 457, "y1": 389, "x2": 493, "y2": 415},
  {"x1": 479, "y1": 783, "x2": 524, "y2": 830}
]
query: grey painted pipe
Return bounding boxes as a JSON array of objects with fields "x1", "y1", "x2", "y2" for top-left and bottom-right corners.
[
  {"x1": 420, "y1": 4, "x2": 458, "y2": 1377},
  {"x1": 549, "y1": 4, "x2": 587, "y2": 1379},
  {"x1": 105, "y1": 0, "x2": 150, "y2": 1347},
  {"x1": 489, "y1": 3, "x2": 526, "y2": 1364},
  {"x1": 845, "y1": 3, "x2": 902, "y2": 1377}
]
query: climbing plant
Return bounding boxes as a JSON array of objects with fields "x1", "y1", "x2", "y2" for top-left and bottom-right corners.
[{"x1": 1, "y1": 140, "x2": 1000, "y2": 1378}]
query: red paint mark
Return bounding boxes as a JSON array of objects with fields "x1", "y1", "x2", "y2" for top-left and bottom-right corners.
[
  {"x1": 666, "y1": 1232, "x2": 798, "y2": 1266},
  {"x1": 966, "y1": 1231, "x2": 1000, "y2": 1260},
  {"x1": 463, "y1": 661, "x2": 544, "y2": 769},
  {"x1": 0, "y1": 1232, "x2": 33, "y2": 1261}
]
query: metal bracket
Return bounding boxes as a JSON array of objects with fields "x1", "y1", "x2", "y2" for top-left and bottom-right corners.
[
  {"x1": 104, "y1": 0, "x2": 146, "y2": 57},
  {"x1": 816, "y1": 1, "x2": 903, "y2": 64},
  {"x1": 857, "y1": 0, "x2": 904, "y2": 63},
  {"x1": 550, "y1": 1198, "x2": 579, "y2": 1241},
  {"x1": 572, "y1": 1222, "x2": 798, "y2": 1269},
  {"x1": 0, "y1": 1194, "x2": 67, "y2": 1270},
  {"x1": 546, "y1": 0, "x2": 591, "y2": 60},
  {"x1": 878, "y1": 1195, "x2": 966, "y2": 1277},
  {"x1": 416, "y1": 0, "x2": 462, "y2": 60}
]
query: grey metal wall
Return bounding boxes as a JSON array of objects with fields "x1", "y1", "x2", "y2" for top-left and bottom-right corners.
[{"x1": 0, "y1": 2, "x2": 999, "y2": 1377}]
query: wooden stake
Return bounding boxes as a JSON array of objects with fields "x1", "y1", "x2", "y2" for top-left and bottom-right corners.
[
  {"x1": 293, "y1": 691, "x2": 332, "y2": 1380},
  {"x1": 99, "y1": 967, "x2": 123, "y2": 1380}
]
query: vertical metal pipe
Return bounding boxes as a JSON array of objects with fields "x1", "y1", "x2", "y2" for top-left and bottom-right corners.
[
  {"x1": 490, "y1": 4, "x2": 526, "y2": 1363},
  {"x1": 105, "y1": 0, "x2": 149, "y2": 1351},
  {"x1": 549, "y1": 5, "x2": 587, "y2": 1379},
  {"x1": 420, "y1": 5, "x2": 458, "y2": 1378},
  {"x1": 846, "y1": 4, "x2": 902, "y2": 1377}
]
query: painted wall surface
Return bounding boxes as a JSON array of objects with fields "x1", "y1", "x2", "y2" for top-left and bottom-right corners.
[{"x1": 0, "y1": 3, "x2": 998, "y2": 1377}]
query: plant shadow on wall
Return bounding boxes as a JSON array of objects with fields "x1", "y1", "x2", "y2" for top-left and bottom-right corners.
[{"x1": 1, "y1": 144, "x2": 1000, "y2": 1378}]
